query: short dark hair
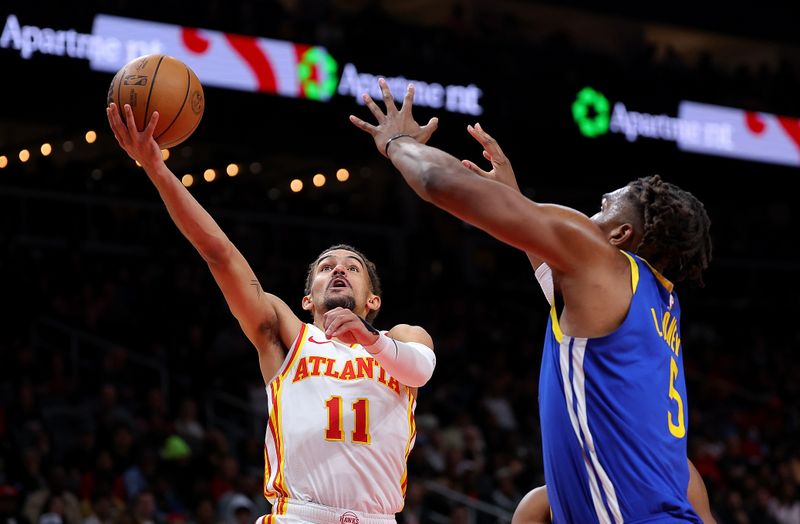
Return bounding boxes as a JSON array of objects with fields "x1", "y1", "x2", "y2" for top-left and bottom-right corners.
[
  {"x1": 304, "y1": 244, "x2": 382, "y2": 323},
  {"x1": 627, "y1": 175, "x2": 712, "y2": 286}
]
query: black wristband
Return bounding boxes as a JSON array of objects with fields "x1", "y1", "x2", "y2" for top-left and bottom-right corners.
[
  {"x1": 384, "y1": 134, "x2": 412, "y2": 157},
  {"x1": 358, "y1": 316, "x2": 379, "y2": 335}
]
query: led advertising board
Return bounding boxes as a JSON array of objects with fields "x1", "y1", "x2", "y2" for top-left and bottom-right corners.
[
  {"x1": 1, "y1": 13, "x2": 483, "y2": 115},
  {"x1": 572, "y1": 87, "x2": 800, "y2": 167}
]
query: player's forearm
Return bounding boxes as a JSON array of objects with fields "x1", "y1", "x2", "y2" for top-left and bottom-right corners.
[
  {"x1": 387, "y1": 139, "x2": 477, "y2": 205},
  {"x1": 143, "y1": 160, "x2": 231, "y2": 264}
]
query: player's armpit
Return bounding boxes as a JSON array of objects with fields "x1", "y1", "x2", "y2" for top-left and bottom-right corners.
[{"x1": 205, "y1": 245, "x2": 303, "y2": 359}]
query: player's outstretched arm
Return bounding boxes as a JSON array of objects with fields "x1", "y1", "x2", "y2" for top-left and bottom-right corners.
[
  {"x1": 107, "y1": 103, "x2": 302, "y2": 383},
  {"x1": 350, "y1": 81, "x2": 610, "y2": 276}
]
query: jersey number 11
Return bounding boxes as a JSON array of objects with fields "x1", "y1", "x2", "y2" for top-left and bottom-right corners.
[{"x1": 325, "y1": 396, "x2": 371, "y2": 444}]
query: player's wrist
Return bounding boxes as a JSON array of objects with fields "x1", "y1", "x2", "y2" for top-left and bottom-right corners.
[
  {"x1": 363, "y1": 332, "x2": 391, "y2": 355},
  {"x1": 383, "y1": 134, "x2": 414, "y2": 157}
]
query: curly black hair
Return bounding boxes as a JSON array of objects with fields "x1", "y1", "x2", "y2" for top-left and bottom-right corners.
[
  {"x1": 626, "y1": 175, "x2": 712, "y2": 286},
  {"x1": 304, "y1": 244, "x2": 383, "y2": 323}
]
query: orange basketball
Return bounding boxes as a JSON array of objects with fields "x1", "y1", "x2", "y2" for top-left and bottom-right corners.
[{"x1": 107, "y1": 54, "x2": 204, "y2": 148}]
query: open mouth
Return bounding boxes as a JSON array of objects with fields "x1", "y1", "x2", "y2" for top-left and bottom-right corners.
[{"x1": 329, "y1": 277, "x2": 349, "y2": 289}]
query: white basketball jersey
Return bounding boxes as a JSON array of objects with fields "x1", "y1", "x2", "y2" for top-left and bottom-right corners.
[{"x1": 263, "y1": 323, "x2": 417, "y2": 515}]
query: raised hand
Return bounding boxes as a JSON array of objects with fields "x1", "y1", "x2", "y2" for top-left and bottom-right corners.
[
  {"x1": 323, "y1": 308, "x2": 380, "y2": 346},
  {"x1": 461, "y1": 123, "x2": 520, "y2": 191},
  {"x1": 106, "y1": 103, "x2": 162, "y2": 169},
  {"x1": 349, "y1": 78, "x2": 439, "y2": 157}
]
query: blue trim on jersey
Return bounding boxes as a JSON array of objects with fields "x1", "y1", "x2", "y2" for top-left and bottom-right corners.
[{"x1": 539, "y1": 253, "x2": 702, "y2": 524}]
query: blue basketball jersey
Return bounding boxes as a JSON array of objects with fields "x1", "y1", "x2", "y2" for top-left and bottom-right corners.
[{"x1": 539, "y1": 252, "x2": 701, "y2": 524}]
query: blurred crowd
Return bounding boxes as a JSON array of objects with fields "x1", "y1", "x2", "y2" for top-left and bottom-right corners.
[{"x1": 3, "y1": 1, "x2": 800, "y2": 524}]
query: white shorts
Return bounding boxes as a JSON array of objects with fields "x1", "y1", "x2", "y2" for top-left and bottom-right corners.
[{"x1": 256, "y1": 499, "x2": 396, "y2": 524}]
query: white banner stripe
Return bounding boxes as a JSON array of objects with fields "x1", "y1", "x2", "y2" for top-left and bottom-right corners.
[
  {"x1": 572, "y1": 340, "x2": 624, "y2": 524},
  {"x1": 559, "y1": 337, "x2": 611, "y2": 524}
]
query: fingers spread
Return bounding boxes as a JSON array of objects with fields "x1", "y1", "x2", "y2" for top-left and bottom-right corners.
[
  {"x1": 462, "y1": 159, "x2": 490, "y2": 178},
  {"x1": 349, "y1": 115, "x2": 377, "y2": 134},
  {"x1": 378, "y1": 78, "x2": 397, "y2": 113},
  {"x1": 107, "y1": 104, "x2": 129, "y2": 145},
  {"x1": 123, "y1": 104, "x2": 138, "y2": 136},
  {"x1": 145, "y1": 111, "x2": 159, "y2": 137},
  {"x1": 401, "y1": 83, "x2": 415, "y2": 113},
  {"x1": 363, "y1": 94, "x2": 385, "y2": 122}
]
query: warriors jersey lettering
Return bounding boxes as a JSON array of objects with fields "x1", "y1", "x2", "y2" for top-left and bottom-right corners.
[
  {"x1": 263, "y1": 323, "x2": 417, "y2": 514},
  {"x1": 540, "y1": 252, "x2": 702, "y2": 523}
]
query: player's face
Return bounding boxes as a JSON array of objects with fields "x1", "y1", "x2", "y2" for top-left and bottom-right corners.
[
  {"x1": 590, "y1": 186, "x2": 643, "y2": 250},
  {"x1": 590, "y1": 186, "x2": 630, "y2": 230},
  {"x1": 309, "y1": 249, "x2": 373, "y2": 314}
]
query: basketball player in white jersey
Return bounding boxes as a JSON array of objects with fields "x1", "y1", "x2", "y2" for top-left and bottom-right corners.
[
  {"x1": 106, "y1": 103, "x2": 438, "y2": 524},
  {"x1": 461, "y1": 123, "x2": 717, "y2": 524}
]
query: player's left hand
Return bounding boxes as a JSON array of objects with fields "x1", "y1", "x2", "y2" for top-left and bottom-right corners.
[
  {"x1": 349, "y1": 78, "x2": 439, "y2": 157},
  {"x1": 323, "y1": 308, "x2": 380, "y2": 346}
]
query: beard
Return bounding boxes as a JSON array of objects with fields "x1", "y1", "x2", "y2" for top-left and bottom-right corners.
[{"x1": 323, "y1": 294, "x2": 356, "y2": 313}]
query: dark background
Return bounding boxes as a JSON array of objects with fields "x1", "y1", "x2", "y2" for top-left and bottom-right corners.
[{"x1": 2, "y1": 1, "x2": 799, "y2": 523}]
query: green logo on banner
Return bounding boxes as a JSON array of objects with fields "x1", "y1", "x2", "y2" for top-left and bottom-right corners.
[
  {"x1": 572, "y1": 87, "x2": 610, "y2": 138},
  {"x1": 298, "y1": 47, "x2": 339, "y2": 101}
]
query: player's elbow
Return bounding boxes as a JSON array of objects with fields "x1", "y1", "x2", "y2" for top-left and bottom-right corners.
[
  {"x1": 404, "y1": 368, "x2": 434, "y2": 388},
  {"x1": 201, "y1": 236, "x2": 234, "y2": 266}
]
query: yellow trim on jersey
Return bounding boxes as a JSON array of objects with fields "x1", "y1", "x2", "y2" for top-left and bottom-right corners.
[
  {"x1": 272, "y1": 498, "x2": 288, "y2": 516},
  {"x1": 399, "y1": 388, "x2": 416, "y2": 502},
  {"x1": 273, "y1": 379, "x2": 291, "y2": 498},
  {"x1": 550, "y1": 305, "x2": 564, "y2": 344},
  {"x1": 279, "y1": 324, "x2": 309, "y2": 382},
  {"x1": 265, "y1": 325, "x2": 309, "y2": 502},
  {"x1": 621, "y1": 251, "x2": 640, "y2": 294},
  {"x1": 639, "y1": 257, "x2": 674, "y2": 293},
  {"x1": 263, "y1": 446, "x2": 277, "y2": 500}
]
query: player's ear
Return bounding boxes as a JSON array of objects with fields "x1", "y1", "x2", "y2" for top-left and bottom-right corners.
[
  {"x1": 366, "y1": 294, "x2": 381, "y2": 314},
  {"x1": 608, "y1": 223, "x2": 636, "y2": 248},
  {"x1": 301, "y1": 294, "x2": 314, "y2": 312}
]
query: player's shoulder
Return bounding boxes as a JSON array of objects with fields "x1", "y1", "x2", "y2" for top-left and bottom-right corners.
[
  {"x1": 512, "y1": 486, "x2": 550, "y2": 524},
  {"x1": 386, "y1": 323, "x2": 434, "y2": 350}
]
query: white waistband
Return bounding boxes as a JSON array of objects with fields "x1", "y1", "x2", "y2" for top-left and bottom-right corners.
[{"x1": 269, "y1": 499, "x2": 396, "y2": 524}]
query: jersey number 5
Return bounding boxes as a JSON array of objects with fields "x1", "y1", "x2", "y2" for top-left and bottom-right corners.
[
  {"x1": 668, "y1": 357, "x2": 686, "y2": 438},
  {"x1": 325, "y1": 396, "x2": 371, "y2": 444}
]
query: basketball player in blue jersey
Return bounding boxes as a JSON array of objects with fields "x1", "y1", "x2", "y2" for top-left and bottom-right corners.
[
  {"x1": 106, "y1": 103, "x2": 439, "y2": 523},
  {"x1": 351, "y1": 80, "x2": 713, "y2": 523},
  {"x1": 460, "y1": 125, "x2": 718, "y2": 524}
]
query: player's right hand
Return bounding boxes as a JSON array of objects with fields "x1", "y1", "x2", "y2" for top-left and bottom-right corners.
[
  {"x1": 323, "y1": 308, "x2": 380, "y2": 347},
  {"x1": 349, "y1": 78, "x2": 439, "y2": 157},
  {"x1": 106, "y1": 103, "x2": 162, "y2": 169},
  {"x1": 461, "y1": 123, "x2": 520, "y2": 192}
]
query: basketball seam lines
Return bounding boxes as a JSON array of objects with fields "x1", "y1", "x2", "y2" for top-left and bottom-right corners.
[
  {"x1": 155, "y1": 68, "x2": 192, "y2": 143},
  {"x1": 160, "y1": 112, "x2": 202, "y2": 149},
  {"x1": 142, "y1": 56, "x2": 166, "y2": 133},
  {"x1": 116, "y1": 67, "x2": 125, "y2": 121}
]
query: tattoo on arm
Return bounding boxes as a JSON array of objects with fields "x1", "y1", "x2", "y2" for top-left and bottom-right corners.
[{"x1": 250, "y1": 279, "x2": 264, "y2": 298}]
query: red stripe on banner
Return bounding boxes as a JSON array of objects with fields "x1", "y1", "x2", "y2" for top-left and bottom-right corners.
[
  {"x1": 777, "y1": 116, "x2": 800, "y2": 150},
  {"x1": 294, "y1": 44, "x2": 311, "y2": 99},
  {"x1": 225, "y1": 34, "x2": 278, "y2": 93},
  {"x1": 181, "y1": 28, "x2": 210, "y2": 54}
]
